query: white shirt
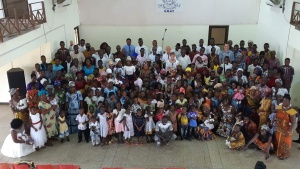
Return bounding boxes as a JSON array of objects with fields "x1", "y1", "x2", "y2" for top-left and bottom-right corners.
[
  {"x1": 162, "y1": 53, "x2": 171, "y2": 62},
  {"x1": 177, "y1": 55, "x2": 191, "y2": 69},
  {"x1": 136, "y1": 55, "x2": 148, "y2": 65},
  {"x1": 247, "y1": 64, "x2": 258, "y2": 76},
  {"x1": 135, "y1": 45, "x2": 148, "y2": 56},
  {"x1": 76, "y1": 114, "x2": 88, "y2": 130},
  {"x1": 96, "y1": 96, "x2": 105, "y2": 104},
  {"x1": 221, "y1": 63, "x2": 233, "y2": 73},
  {"x1": 78, "y1": 45, "x2": 86, "y2": 53},
  {"x1": 65, "y1": 61, "x2": 72, "y2": 73},
  {"x1": 89, "y1": 121, "x2": 100, "y2": 133},
  {"x1": 84, "y1": 96, "x2": 97, "y2": 105},
  {"x1": 148, "y1": 54, "x2": 156, "y2": 64},
  {"x1": 104, "y1": 53, "x2": 113, "y2": 60},
  {"x1": 124, "y1": 65, "x2": 136, "y2": 75},
  {"x1": 165, "y1": 60, "x2": 179, "y2": 70},
  {"x1": 113, "y1": 109, "x2": 125, "y2": 121},
  {"x1": 197, "y1": 45, "x2": 207, "y2": 54},
  {"x1": 171, "y1": 49, "x2": 181, "y2": 59},
  {"x1": 134, "y1": 77, "x2": 143, "y2": 91},
  {"x1": 150, "y1": 46, "x2": 163, "y2": 55},
  {"x1": 206, "y1": 45, "x2": 221, "y2": 55},
  {"x1": 71, "y1": 52, "x2": 85, "y2": 67},
  {"x1": 155, "y1": 121, "x2": 173, "y2": 132}
]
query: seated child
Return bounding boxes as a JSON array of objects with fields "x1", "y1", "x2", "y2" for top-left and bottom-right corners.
[{"x1": 225, "y1": 124, "x2": 245, "y2": 149}]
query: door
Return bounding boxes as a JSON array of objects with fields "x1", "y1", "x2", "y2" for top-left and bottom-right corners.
[
  {"x1": 208, "y1": 25, "x2": 229, "y2": 48},
  {"x1": 2, "y1": 0, "x2": 28, "y2": 18},
  {"x1": 74, "y1": 26, "x2": 80, "y2": 45}
]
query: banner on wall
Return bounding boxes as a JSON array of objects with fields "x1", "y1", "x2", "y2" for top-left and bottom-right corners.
[{"x1": 156, "y1": 0, "x2": 183, "y2": 13}]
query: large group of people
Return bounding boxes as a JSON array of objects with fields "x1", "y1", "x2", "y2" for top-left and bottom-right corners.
[{"x1": 1, "y1": 37, "x2": 298, "y2": 161}]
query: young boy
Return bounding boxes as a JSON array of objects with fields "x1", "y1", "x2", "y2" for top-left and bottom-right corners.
[
  {"x1": 76, "y1": 109, "x2": 89, "y2": 143},
  {"x1": 178, "y1": 106, "x2": 189, "y2": 140},
  {"x1": 188, "y1": 106, "x2": 199, "y2": 140}
]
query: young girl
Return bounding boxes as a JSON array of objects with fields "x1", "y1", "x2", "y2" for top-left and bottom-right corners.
[
  {"x1": 87, "y1": 105, "x2": 95, "y2": 122},
  {"x1": 232, "y1": 85, "x2": 245, "y2": 111},
  {"x1": 57, "y1": 111, "x2": 70, "y2": 143},
  {"x1": 134, "y1": 109, "x2": 145, "y2": 144},
  {"x1": 113, "y1": 102, "x2": 125, "y2": 144},
  {"x1": 144, "y1": 106, "x2": 155, "y2": 143},
  {"x1": 106, "y1": 106, "x2": 115, "y2": 144},
  {"x1": 98, "y1": 107, "x2": 108, "y2": 146},
  {"x1": 225, "y1": 124, "x2": 245, "y2": 149},
  {"x1": 84, "y1": 89, "x2": 97, "y2": 112},
  {"x1": 29, "y1": 107, "x2": 47, "y2": 150},
  {"x1": 123, "y1": 104, "x2": 134, "y2": 144},
  {"x1": 89, "y1": 115, "x2": 100, "y2": 146}
]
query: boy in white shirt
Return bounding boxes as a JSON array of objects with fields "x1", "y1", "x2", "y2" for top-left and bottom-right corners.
[{"x1": 76, "y1": 109, "x2": 89, "y2": 143}]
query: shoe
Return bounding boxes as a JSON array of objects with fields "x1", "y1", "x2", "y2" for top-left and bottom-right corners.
[
  {"x1": 66, "y1": 137, "x2": 70, "y2": 142},
  {"x1": 157, "y1": 142, "x2": 161, "y2": 146},
  {"x1": 60, "y1": 139, "x2": 64, "y2": 143}
]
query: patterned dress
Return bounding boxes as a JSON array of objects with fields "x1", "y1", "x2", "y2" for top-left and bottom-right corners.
[
  {"x1": 216, "y1": 104, "x2": 234, "y2": 137},
  {"x1": 38, "y1": 101, "x2": 58, "y2": 138},
  {"x1": 66, "y1": 91, "x2": 83, "y2": 133},
  {"x1": 106, "y1": 112, "x2": 115, "y2": 135}
]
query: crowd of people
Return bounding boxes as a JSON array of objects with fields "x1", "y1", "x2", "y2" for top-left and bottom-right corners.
[{"x1": 1, "y1": 37, "x2": 298, "y2": 161}]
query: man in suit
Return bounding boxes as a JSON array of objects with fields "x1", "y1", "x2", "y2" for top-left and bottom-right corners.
[{"x1": 62, "y1": 55, "x2": 73, "y2": 73}]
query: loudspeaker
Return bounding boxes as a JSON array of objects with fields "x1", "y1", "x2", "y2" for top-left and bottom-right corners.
[{"x1": 7, "y1": 68, "x2": 26, "y2": 98}]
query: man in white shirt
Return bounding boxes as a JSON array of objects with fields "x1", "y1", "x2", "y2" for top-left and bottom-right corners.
[
  {"x1": 177, "y1": 48, "x2": 191, "y2": 69},
  {"x1": 78, "y1": 39, "x2": 86, "y2": 52},
  {"x1": 75, "y1": 110, "x2": 89, "y2": 143},
  {"x1": 94, "y1": 49, "x2": 108, "y2": 68},
  {"x1": 136, "y1": 48, "x2": 148, "y2": 66},
  {"x1": 162, "y1": 46, "x2": 171, "y2": 62},
  {"x1": 151, "y1": 40, "x2": 162, "y2": 55},
  {"x1": 148, "y1": 47, "x2": 157, "y2": 64},
  {"x1": 70, "y1": 45, "x2": 85, "y2": 68},
  {"x1": 196, "y1": 39, "x2": 207, "y2": 54},
  {"x1": 135, "y1": 38, "x2": 148, "y2": 56},
  {"x1": 220, "y1": 56, "x2": 232, "y2": 73},
  {"x1": 219, "y1": 43, "x2": 234, "y2": 64},
  {"x1": 206, "y1": 38, "x2": 220, "y2": 55},
  {"x1": 171, "y1": 43, "x2": 181, "y2": 59},
  {"x1": 104, "y1": 46, "x2": 113, "y2": 60}
]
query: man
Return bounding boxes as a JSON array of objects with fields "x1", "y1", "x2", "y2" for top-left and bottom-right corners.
[
  {"x1": 148, "y1": 46, "x2": 157, "y2": 64},
  {"x1": 123, "y1": 38, "x2": 135, "y2": 56},
  {"x1": 189, "y1": 44, "x2": 199, "y2": 62},
  {"x1": 56, "y1": 41, "x2": 69, "y2": 62},
  {"x1": 26, "y1": 73, "x2": 38, "y2": 91},
  {"x1": 220, "y1": 56, "x2": 232, "y2": 74},
  {"x1": 162, "y1": 46, "x2": 172, "y2": 62},
  {"x1": 70, "y1": 45, "x2": 85, "y2": 68},
  {"x1": 69, "y1": 40, "x2": 74, "y2": 52},
  {"x1": 192, "y1": 47, "x2": 207, "y2": 69},
  {"x1": 82, "y1": 43, "x2": 92, "y2": 58},
  {"x1": 263, "y1": 43, "x2": 271, "y2": 60},
  {"x1": 136, "y1": 48, "x2": 148, "y2": 65},
  {"x1": 62, "y1": 55, "x2": 73, "y2": 73},
  {"x1": 155, "y1": 116, "x2": 174, "y2": 146},
  {"x1": 94, "y1": 49, "x2": 108, "y2": 68},
  {"x1": 177, "y1": 48, "x2": 191, "y2": 69},
  {"x1": 52, "y1": 58, "x2": 64, "y2": 74},
  {"x1": 268, "y1": 51, "x2": 280, "y2": 69},
  {"x1": 227, "y1": 40, "x2": 233, "y2": 51},
  {"x1": 238, "y1": 40, "x2": 246, "y2": 53},
  {"x1": 236, "y1": 55, "x2": 246, "y2": 71},
  {"x1": 40, "y1": 55, "x2": 48, "y2": 71},
  {"x1": 104, "y1": 46, "x2": 113, "y2": 60},
  {"x1": 248, "y1": 58, "x2": 260, "y2": 77},
  {"x1": 196, "y1": 39, "x2": 207, "y2": 54},
  {"x1": 233, "y1": 44, "x2": 241, "y2": 62},
  {"x1": 135, "y1": 38, "x2": 148, "y2": 56},
  {"x1": 247, "y1": 40, "x2": 253, "y2": 52},
  {"x1": 171, "y1": 43, "x2": 181, "y2": 59},
  {"x1": 78, "y1": 39, "x2": 86, "y2": 52},
  {"x1": 279, "y1": 58, "x2": 294, "y2": 92},
  {"x1": 181, "y1": 39, "x2": 191, "y2": 53},
  {"x1": 219, "y1": 43, "x2": 234, "y2": 63},
  {"x1": 206, "y1": 38, "x2": 220, "y2": 55},
  {"x1": 151, "y1": 40, "x2": 162, "y2": 55}
]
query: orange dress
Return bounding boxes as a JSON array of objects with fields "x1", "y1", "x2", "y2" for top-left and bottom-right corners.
[
  {"x1": 258, "y1": 97, "x2": 272, "y2": 129},
  {"x1": 275, "y1": 105, "x2": 297, "y2": 158}
]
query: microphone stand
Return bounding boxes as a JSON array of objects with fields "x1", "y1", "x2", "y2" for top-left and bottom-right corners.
[{"x1": 161, "y1": 29, "x2": 167, "y2": 54}]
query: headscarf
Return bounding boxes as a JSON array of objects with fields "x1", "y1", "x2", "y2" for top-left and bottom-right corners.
[
  {"x1": 87, "y1": 74, "x2": 95, "y2": 81},
  {"x1": 65, "y1": 73, "x2": 73, "y2": 79},
  {"x1": 250, "y1": 86, "x2": 257, "y2": 91},
  {"x1": 275, "y1": 78, "x2": 283, "y2": 85},
  {"x1": 38, "y1": 90, "x2": 48, "y2": 97},
  {"x1": 220, "y1": 76, "x2": 226, "y2": 82},
  {"x1": 69, "y1": 81, "x2": 75, "y2": 87},
  {"x1": 54, "y1": 80, "x2": 61, "y2": 86},
  {"x1": 185, "y1": 67, "x2": 192, "y2": 72},
  {"x1": 261, "y1": 124, "x2": 270, "y2": 132},
  {"x1": 9, "y1": 88, "x2": 18, "y2": 96},
  {"x1": 101, "y1": 72, "x2": 107, "y2": 76}
]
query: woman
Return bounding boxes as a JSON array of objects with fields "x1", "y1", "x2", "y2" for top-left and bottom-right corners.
[
  {"x1": 26, "y1": 82, "x2": 39, "y2": 109},
  {"x1": 123, "y1": 57, "x2": 136, "y2": 85},
  {"x1": 38, "y1": 90, "x2": 58, "y2": 142},
  {"x1": 272, "y1": 78, "x2": 288, "y2": 100},
  {"x1": 69, "y1": 58, "x2": 82, "y2": 78},
  {"x1": 53, "y1": 80, "x2": 66, "y2": 110},
  {"x1": 104, "y1": 79, "x2": 118, "y2": 99},
  {"x1": 1, "y1": 119, "x2": 35, "y2": 158},
  {"x1": 244, "y1": 86, "x2": 260, "y2": 124},
  {"x1": 232, "y1": 68, "x2": 248, "y2": 86},
  {"x1": 275, "y1": 94, "x2": 296, "y2": 160},
  {"x1": 9, "y1": 88, "x2": 28, "y2": 124},
  {"x1": 66, "y1": 81, "x2": 83, "y2": 134},
  {"x1": 165, "y1": 52, "x2": 179, "y2": 73},
  {"x1": 258, "y1": 87, "x2": 272, "y2": 129},
  {"x1": 216, "y1": 97, "x2": 236, "y2": 137},
  {"x1": 83, "y1": 58, "x2": 95, "y2": 76},
  {"x1": 75, "y1": 71, "x2": 86, "y2": 95},
  {"x1": 241, "y1": 124, "x2": 273, "y2": 160},
  {"x1": 140, "y1": 62, "x2": 151, "y2": 80}
]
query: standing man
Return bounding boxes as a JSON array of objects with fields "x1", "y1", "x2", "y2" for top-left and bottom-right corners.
[
  {"x1": 233, "y1": 44, "x2": 241, "y2": 62},
  {"x1": 78, "y1": 39, "x2": 86, "y2": 52},
  {"x1": 151, "y1": 40, "x2": 162, "y2": 55},
  {"x1": 123, "y1": 38, "x2": 135, "y2": 56},
  {"x1": 135, "y1": 38, "x2": 148, "y2": 56},
  {"x1": 279, "y1": 58, "x2": 294, "y2": 92},
  {"x1": 197, "y1": 39, "x2": 207, "y2": 54},
  {"x1": 239, "y1": 40, "x2": 246, "y2": 53},
  {"x1": 219, "y1": 43, "x2": 234, "y2": 64},
  {"x1": 206, "y1": 38, "x2": 220, "y2": 55},
  {"x1": 268, "y1": 51, "x2": 280, "y2": 69},
  {"x1": 71, "y1": 45, "x2": 85, "y2": 68},
  {"x1": 263, "y1": 43, "x2": 271, "y2": 60},
  {"x1": 57, "y1": 41, "x2": 70, "y2": 62},
  {"x1": 178, "y1": 48, "x2": 191, "y2": 69},
  {"x1": 162, "y1": 46, "x2": 172, "y2": 63}
]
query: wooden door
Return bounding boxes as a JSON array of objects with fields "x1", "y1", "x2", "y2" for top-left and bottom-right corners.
[
  {"x1": 2, "y1": 0, "x2": 28, "y2": 18},
  {"x1": 208, "y1": 26, "x2": 229, "y2": 48}
]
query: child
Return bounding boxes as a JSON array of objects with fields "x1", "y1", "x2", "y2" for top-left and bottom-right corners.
[
  {"x1": 113, "y1": 102, "x2": 125, "y2": 143},
  {"x1": 49, "y1": 94, "x2": 60, "y2": 116},
  {"x1": 225, "y1": 124, "x2": 245, "y2": 149},
  {"x1": 155, "y1": 108, "x2": 165, "y2": 122},
  {"x1": 87, "y1": 105, "x2": 95, "y2": 122},
  {"x1": 75, "y1": 109, "x2": 89, "y2": 143},
  {"x1": 178, "y1": 106, "x2": 189, "y2": 140},
  {"x1": 57, "y1": 111, "x2": 70, "y2": 143},
  {"x1": 98, "y1": 107, "x2": 108, "y2": 146},
  {"x1": 123, "y1": 104, "x2": 134, "y2": 144},
  {"x1": 89, "y1": 115, "x2": 100, "y2": 146},
  {"x1": 144, "y1": 106, "x2": 155, "y2": 143},
  {"x1": 29, "y1": 107, "x2": 47, "y2": 150},
  {"x1": 134, "y1": 109, "x2": 145, "y2": 144},
  {"x1": 84, "y1": 89, "x2": 97, "y2": 112},
  {"x1": 188, "y1": 106, "x2": 199, "y2": 140},
  {"x1": 168, "y1": 104, "x2": 178, "y2": 135},
  {"x1": 106, "y1": 106, "x2": 115, "y2": 144},
  {"x1": 232, "y1": 86, "x2": 245, "y2": 111}
]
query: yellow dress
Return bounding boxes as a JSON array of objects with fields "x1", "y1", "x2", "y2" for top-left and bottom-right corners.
[
  {"x1": 228, "y1": 132, "x2": 245, "y2": 149},
  {"x1": 58, "y1": 116, "x2": 68, "y2": 133},
  {"x1": 258, "y1": 97, "x2": 272, "y2": 129}
]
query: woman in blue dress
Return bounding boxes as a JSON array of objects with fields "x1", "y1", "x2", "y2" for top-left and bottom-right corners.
[
  {"x1": 66, "y1": 81, "x2": 83, "y2": 133},
  {"x1": 83, "y1": 58, "x2": 95, "y2": 76}
]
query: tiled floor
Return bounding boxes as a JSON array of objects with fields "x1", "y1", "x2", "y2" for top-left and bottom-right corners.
[{"x1": 0, "y1": 104, "x2": 299, "y2": 169}]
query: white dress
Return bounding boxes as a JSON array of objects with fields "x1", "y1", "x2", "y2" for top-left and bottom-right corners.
[
  {"x1": 1, "y1": 128, "x2": 35, "y2": 158},
  {"x1": 98, "y1": 113, "x2": 108, "y2": 137},
  {"x1": 144, "y1": 113, "x2": 155, "y2": 134},
  {"x1": 29, "y1": 113, "x2": 47, "y2": 148},
  {"x1": 123, "y1": 113, "x2": 134, "y2": 139}
]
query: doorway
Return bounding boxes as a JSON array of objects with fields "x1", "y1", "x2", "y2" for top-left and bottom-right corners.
[
  {"x1": 208, "y1": 25, "x2": 229, "y2": 48},
  {"x1": 1, "y1": 0, "x2": 28, "y2": 18},
  {"x1": 74, "y1": 26, "x2": 80, "y2": 45}
]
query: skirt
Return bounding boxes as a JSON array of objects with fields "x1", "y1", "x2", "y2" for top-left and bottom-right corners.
[
  {"x1": 1, "y1": 134, "x2": 35, "y2": 158},
  {"x1": 30, "y1": 123, "x2": 47, "y2": 148},
  {"x1": 114, "y1": 119, "x2": 124, "y2": 133},
  {"x1": 99, "y1": 123, "x2": 108, "y2": 137},
  {"x1": 68, "y1": 108, "x2": 79, "y2": 134}
]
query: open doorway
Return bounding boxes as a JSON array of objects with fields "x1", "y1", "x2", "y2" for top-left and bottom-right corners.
[
  {"x1": 74, "y1": 26, "x2": 80, "y2": 45},
  {"x1": 208, "y1": 25, "x2": 229, "y2": 49}
]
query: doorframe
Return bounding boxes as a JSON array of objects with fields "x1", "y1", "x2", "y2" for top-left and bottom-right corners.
[
  {"x1": 1, "y1": 0, "x2": 29, "y2": 18},
  {"x1": 208, "y1": 25, "x2": 229, "y2": 46},
  {"x1": 74, "y1": 26, "x2": 80, "y2": 45}
]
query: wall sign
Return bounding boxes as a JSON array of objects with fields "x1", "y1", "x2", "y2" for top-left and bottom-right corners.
[{"x1": 156, "y1": 0, "x2": 183, "y2": 13}]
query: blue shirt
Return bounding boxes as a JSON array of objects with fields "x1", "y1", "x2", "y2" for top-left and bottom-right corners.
[
  {"x1": 123, "y1": 44, "x2": 135, "y2": 56},
  {"x1": 66, "y1": 91, "x2": 83, "y2": 109},
  {"x1": 219, "y1": 50, "x2": 234, "y2": 63},
  {"x1": 52, "y1": 64, "x2": 64, "y2": 72},
  {"x1": 188, "y1": 112, "x2": 198, "y2": 127},
  {"x1": 83, "y1": 66, "x2": 95, "y2": 76}
]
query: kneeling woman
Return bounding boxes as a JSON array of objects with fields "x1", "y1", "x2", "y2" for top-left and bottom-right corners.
[
  {"x1": 1, "y1": 119, "x2": 35, "y2": 158},
  {"x1": 155, "y1": 116, "x2": 176, "y2": 146},
  {"x1": 240, "y1": 124, "x2": 273, "y2": 160},
  {"x1": 225, "y1": 124, "x2": 245, "y2": 149}
]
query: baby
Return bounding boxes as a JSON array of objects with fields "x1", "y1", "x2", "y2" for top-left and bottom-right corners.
[{"x1": 49, "y1": 94, "x2": 60, "y2": 116}]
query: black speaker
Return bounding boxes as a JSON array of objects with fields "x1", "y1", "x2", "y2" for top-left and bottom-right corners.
[{"x1": 7, "y1": 68, "x2": 26, "y2": 98}]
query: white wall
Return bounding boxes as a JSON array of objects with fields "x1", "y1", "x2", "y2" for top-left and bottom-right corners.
[
  {"x1": 0, "y1": 0, "x2": 80, "y2": 102},
  {"x1": 256, "y1": 0, "x2": 300, "y2": 106},
  {"x1": 78, "y1": 0, "x2": 261, "y2": 26}
]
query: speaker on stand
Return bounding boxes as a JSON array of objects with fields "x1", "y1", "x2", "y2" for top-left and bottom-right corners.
[{"x1": 7, "y1": 68, "x2": 27, "y2": 98}]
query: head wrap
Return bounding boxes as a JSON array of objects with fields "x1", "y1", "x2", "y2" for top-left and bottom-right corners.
[
  {"x1": 40, "y1": 78, "x2": 48, "y2": 85},
  {"x1": 185, "y1": 67, "x2": 192, "y2": 72},
  {"x1": 38, "y1": 90, "x2": 48, "y2": 97},
  {"x1": 214, "y1": 83, "x2": 222, "y2": 89},
  {"x1": 261, "y1": 124, "x2": 270, "y2": 132},
  {"x1": 250, "y1": 86, "x2": 257, "y2": 91},
  {"x1": 65, "y1": 73, "x2": 73, "y2": 78},
  {"x1": 87, "y1": 74, "x2": 95, "y2": 81},
  {"x1": 132, "y1": 52, "x2": 138, "y2": 58},
  {"x1": 106, "y1": 68, "x2": 112, "y2": 74},
  {"x1": 275, "y1": 78, "x2": 283, "y2": 85},
  {"x1": 46, "y1": 85, "x2": 54, "y2": 90},
  {"x1": 108, "y1": 59, "x2": 114, "y2": 66},
  {"x1": 54, "y1": 80, "x2": 61, "y2": 86},
  {"x1": 101, "y1": 72, "x2": 107, "y2": 76},
  {"x1": 237, "y1": 68, "x2": 243, "y2": 72},
  {"x1": 115, "y1": 58, "x2": 121, "y2": 64},
  {"x1": 126, "y1": 56, "x2": 132, "y2": 61},
  {"x1": 9, "y1": 88, "x2": 18, "y2": 96},
  {"x1": 69, "y1": 81, "x2": 75, "y2": 87},
  {"x1": 160, "y1": 69, "x2": 166, "y2": 75},
  {"x1": 220, "y1": 76, "x2": 226, "y2": 82},
  {"x1": 108, "y1": 79, "x2": 114, "y2": 84},
  {"x1": 179, "y1": 87, "x2": 185, "y2": 94}
]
